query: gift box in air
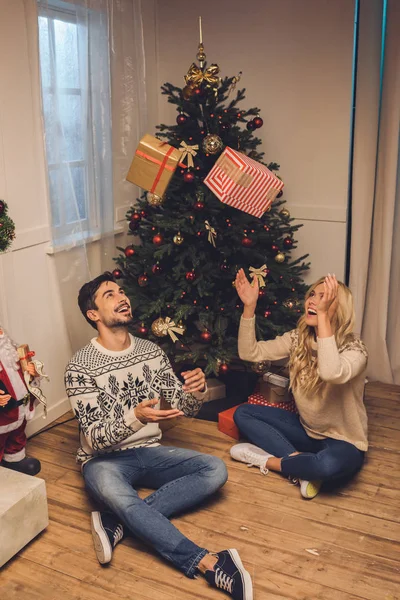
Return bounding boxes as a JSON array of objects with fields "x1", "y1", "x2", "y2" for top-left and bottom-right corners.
[
  {"x1": 248, "y1": 392, "x2": 298, "y2": 414},
  {"x1": 218, "y1": 405, "x2": 241, "y2": 440},
  {"x1": 204, "y1": 147, "x2": 284, "y2": 218},
  {"x1": 126, "y1": 134, "x2": 183, "y2": 197}
]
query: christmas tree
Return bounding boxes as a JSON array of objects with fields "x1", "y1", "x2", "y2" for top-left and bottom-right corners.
[
  {"x1": 114, "y1": 35, "x2": 309, "y2": 376},
  {"x1": 0, "y1": 200, "x2": 16, "y2": 253}
]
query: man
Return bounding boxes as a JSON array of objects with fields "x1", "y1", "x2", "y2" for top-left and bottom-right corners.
[{"x1": 65, "y1": 272, "x2": 253, "y2": 600}]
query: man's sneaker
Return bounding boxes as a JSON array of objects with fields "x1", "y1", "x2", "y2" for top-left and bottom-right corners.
[
  {"x1": 205, "y1": 549, "x2": 253, "y2": 600},
  {"x1": 91, "y1": 511, "x2": 124, "y2": 564},
  {"x1": 230, "y1": 443, "x2": 273, "y2": 475},
  {"x1": 300, "y1": 479, "x2": 322, "y2": 499}
]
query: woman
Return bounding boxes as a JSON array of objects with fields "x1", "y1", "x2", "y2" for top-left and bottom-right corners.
[{"x1": 231, "y1": 271, "x2": 368, "y2": 499}]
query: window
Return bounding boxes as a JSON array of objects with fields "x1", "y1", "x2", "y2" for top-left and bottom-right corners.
[{"x1": 37, "y1": 0, "x2": 113, "y2": 246}]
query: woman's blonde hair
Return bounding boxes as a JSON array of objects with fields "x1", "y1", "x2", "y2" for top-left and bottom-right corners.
[{"x1": 289, "y1": 277, "x2": 355, "y2": 394}]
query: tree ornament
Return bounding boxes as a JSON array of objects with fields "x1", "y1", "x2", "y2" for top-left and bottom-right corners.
[
  {"x1": 219, "y1": 362, "x2": 229, "y2": 374},
  {"x1": 249, "y1": 264, "x2": 268, "y2": 288},
  {"x1": 258, "y1": 289, "x2": 266, "y2": 298},
  {"x1": 176, "y1": 113, "x2": 188, "y2": 125},
  {"x1": 264, "y1": 310, "x2": 272, "y2": 318},
  {"x1": 138, "y1": 273, "x2": 149, "y2": 287},
  {"x1": 251, "y1": 360, "x2": 271, "y2": 375},
  {"x1": 130, "y1": 211, "x2": 141, "y2": 223},
  {"x1": 277, "y1": 190, "x2": 284, "y2": 198},
  {"x1": 246, "y1": 120, "x2": 256, "y2": 131},
  {"x1": 205, "y1": 221, "x2": 217, "y2": 247},
  {"x1": 220, "y1": 261, "x2": 229, "y2": 272},
  {"x1": 271, "y1": 244, "x2": 279, "y2": 253},
  {"x1": 152, "y1": 233, "x2": 164, "y2": 246},
  {"x1": 183, "y1": 170, "x2": 195, "y2": 183},
  {"x1": 241, "y1": 235, "x2": 253, "y2": 248},
  {"x1": 194, "y1": 200, "x2": 205, "y2": 211},
  {"x1": 151, "y1": 317, "x2": 167, "y2": 338},
  {"x1": 200, "y1": 330, "x2": 212, "y2": 343},
  {"x1": 221, "y1": 122, "x2": 231, "y2": 132},
  {"x1": 138, "y1": 323, "x2": 148, "y2": 335},
  {"x1": 147, "y1": 192, "x2": 164, "y2": 207},
  {"x1": 112, "y1": 269, "x2": 123, "y2": 279},
  {"x1": 280, "y1": 208, "x2": 290, "y2": 218},
  {"x1": 275, "y1": 252, "x2": 285, "y2": 263},
  {"x1": 263, "y1": 225, "x2": 270, "y2": 232},
  {"x1": 185, "y1": 269, "x2": 196, "y2": 282},
  {"x1": 253, "y1": 116, "x2": 264, "y2": 129},
  {"x1": 202, "y1": 134, "x2": 224, "y2": 155},
  {"x1": 173, "y1": 232, "x2": 184, "y2": 245},
  {"x1": 177, "y1": 320, "x2": 186, "y2": 335},
  {"x1": 124, "y1": 246, "x2": 135, "y2": 257},
  {"x1": 151, "y1": 262, "x2": 162, "y2": 275},
  {"x1": 129, "y1": 221, "x2": 139, "y2": 233},
  {"x1": 182, "y1": 85, "x2": 195, "y2": 100},
  {"x1": 140, "y1": 210, "x2": 147, "y2": 218},
  {"x1": 284, "y1": 236, "x2": 294, "y2": 248}
]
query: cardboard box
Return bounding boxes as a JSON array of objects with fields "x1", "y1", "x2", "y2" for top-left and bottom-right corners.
[
  {"x1": 218, "y1": 405, "x2": 241, "y2": 440},
  {"x1": 126, "y1": 134, "x2": 183, "y2": 197},
  {"x1": 205, "y1": 378, "x2": 226, "y2": 403}
]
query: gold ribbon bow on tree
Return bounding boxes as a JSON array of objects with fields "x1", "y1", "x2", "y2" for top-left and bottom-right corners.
[
  {"x1": 179, "y1": 141, "x2": 199, "y2": 168},
  {"x1": 249, "y1": 264, "x2": 268, "y2": 288},
  {"x1": 185, "y1": 63, "x2": 221, "y2": 94},
  {"x1": 160, "y1": 317, "x2": 185, "y2": 343},
  {"x1": 205, "y1": 221, "x2": 217, "y2": 247}
]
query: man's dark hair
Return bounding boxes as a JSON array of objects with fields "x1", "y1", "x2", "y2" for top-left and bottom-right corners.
[{"x1": 78, "y1": 271, "x2": 117, "y2": 329}]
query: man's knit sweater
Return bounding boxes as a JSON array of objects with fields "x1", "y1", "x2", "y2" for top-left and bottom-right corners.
[
  {"x1": 65, "y1": 335, "x2": 207, "y2": 464},
  {"x1": 239, "y1": 316, "x2": 369, "y2": 451}
]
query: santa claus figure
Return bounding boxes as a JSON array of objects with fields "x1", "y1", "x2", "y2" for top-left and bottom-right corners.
[{"x1": 0, "y1": 326, "x2": 46, "y2": 475}]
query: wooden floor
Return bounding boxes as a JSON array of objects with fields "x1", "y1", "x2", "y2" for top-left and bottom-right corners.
[{"x1": 1, "y1": 381, "x2": 400, "y2": 600}]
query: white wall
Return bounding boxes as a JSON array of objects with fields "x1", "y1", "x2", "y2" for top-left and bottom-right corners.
[{"x1": 145, "y1": 0, "x2": 355, "y2": 283}]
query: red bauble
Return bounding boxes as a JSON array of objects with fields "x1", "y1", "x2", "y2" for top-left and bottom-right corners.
[
  {"x1": 124, "y1": 246, "x2": 135, "y2": 257},
  {"x1": 185, "y1": 270, "x2": 196, "y2": 282},
  {"x1": 129, "y1": 221, "x2": 139, "y2": 233},
  {"x1": 200, "y1": 331, "x2": 212, "y2": 343},
  {"x1": 264, "y1": 310, "x2": 272, "y2": 318},
  {"x1": 130, "y1": 211, "x2": 141, "y2": 223},
  {"x1": 138, "y1": 323, "x2": 148, "y2": 335},
  {"x1": 241, "y1": 236, "x2": 253, "y2": 247},
  {"x1": 219, "y1": 363, "x2": 229, "y2": 374},
  {"x1": 271, "y1": 244, "x2": 279, "y2": 253},
  {"x1": 112, "y1": 269, "x2": 123, "y2": 279},
  {"x1": 140, "y1": 210, "x2": 147, "y2": 218},
  {"x1": 138, "y1": 274, "x2": 149, "y2": 287},
  {"x1": 196, "y1": 230, "x2": 205, "y2": 237},
  {"x1": 277, "y1": 189, "x2": 283, "y2": 198},
  {"x1": 284, "y1": 237, "x2": 293, "y2": 247},
  {"x1": 221, "y1": 122, "x2": 231, "y2": 132},
  {"x1": 263, "y1": 225, "x2": 270, "y2": 232},
  {"x1": 194, "y1": 201, "x2": 205, "y2": 211},
  {"x1": 176, "y1": 113, "x2": 188, "y2": 125},
  {"x1": 183, "y1": 171, "x2": 195, "y2": 183},
  {"x1": 246, "y1": 120, "x2": 256, "y2": 131},
  {"x1": 152, "y1": 233, "x2": 164, "y2": 245},
  {"x1": 253, "y1": 116, "x2": 264, "y2": 128},
  {"x1": 258, "y1": 289, "x2": 266, "y2": 298},
  {"x1": 151, "y1": 263, "x2": 162, "y2": 275}
]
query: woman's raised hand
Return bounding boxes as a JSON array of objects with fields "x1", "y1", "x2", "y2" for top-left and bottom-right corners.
[
  {"x1": 317, "y1": 274, "x2": 338, "y2": 314},
  {"x1": 235, "y1": 268, "x2": 259, "y2": 310}
]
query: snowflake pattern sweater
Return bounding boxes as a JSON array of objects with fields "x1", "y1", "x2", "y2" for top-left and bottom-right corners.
[{"x1": 65, "y1": 335, "x2": 207, "y2": 465}]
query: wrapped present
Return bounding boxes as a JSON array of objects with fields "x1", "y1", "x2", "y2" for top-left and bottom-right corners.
[
  {"x1": 218, "y1": 405, "x2": 241, "y2": 440},
  {"x1": 17, "y1": 344, "x2": 35, "y2": 372},
  {"x1": 205, "y1": 378, "x2": 226, "y2": 403},
  {"x1": 204, "y1": 147, "x2": 284, "y2": 217},
  {"x1": 248, "y1": 392, "x2": 298, "y2": 414},
  {"x1": 126, "y1": 134, "x2": 183, "y2": 197}
]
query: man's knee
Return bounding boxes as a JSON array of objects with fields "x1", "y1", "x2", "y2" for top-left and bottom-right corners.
[{"x1": 201, "y1": 454, "x2": 228, "y2": 488}]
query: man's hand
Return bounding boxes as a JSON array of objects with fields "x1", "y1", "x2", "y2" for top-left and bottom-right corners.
[
  {"x1": 0, "y1": 390, "x2": 12, "y2": 407},
  {"x1": 181, "y1": 368, "x2": 206, "y2": 393},
  {"x1": 134, "y1": 398, "x2": 183, "y2": 424},
  {"x1": 26, "y1": 363, "x2": 39, "y2": 378}
]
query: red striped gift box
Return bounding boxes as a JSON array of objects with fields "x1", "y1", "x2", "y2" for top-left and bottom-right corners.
[{"x1": 204, "y1": 147, "x2": 284, "y2": 217}]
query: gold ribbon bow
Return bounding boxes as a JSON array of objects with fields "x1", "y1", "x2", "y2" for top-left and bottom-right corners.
[
  {"x1": 179, "y1": 141, "x2": 199, "y2": 169},
  {"x1": 160, "y1": 317, "x2": 185, "y2": 343},
  {"x1": 249, "y1": 264, "x2": 268, "y2": 288},
  {"x1": 185, "y1": 63, "x2": 221, "y2": 92},
  {"x1": 205, "y1": 221, "x2": 217, "y2": 247}
]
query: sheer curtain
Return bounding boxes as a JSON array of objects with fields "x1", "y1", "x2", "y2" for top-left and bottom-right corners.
[
  {"x1": 26, "y1": 0, "x2": 147, "y2": 350},
  {"x1": 350, "y1": 0, "x2": 400, "y2": 384}
]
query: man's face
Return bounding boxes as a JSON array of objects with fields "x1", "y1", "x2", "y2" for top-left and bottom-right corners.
[{"x1": 88, "y1": 281, "x2": 133, "y2": 329}]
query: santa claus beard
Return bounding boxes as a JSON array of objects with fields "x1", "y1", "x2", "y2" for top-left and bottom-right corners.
[{"x1": 0, "y1": 328, "x2": 20, "y2": 372}]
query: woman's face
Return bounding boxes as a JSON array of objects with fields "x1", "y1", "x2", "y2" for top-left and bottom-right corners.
[{"x1": 304, "y1": 282, "x2": 338, "y2": 327}]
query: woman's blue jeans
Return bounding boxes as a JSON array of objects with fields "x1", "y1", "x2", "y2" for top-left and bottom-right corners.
[
  {"x1": 234, "y1": 404, "x2": 364, "y2": 481},
  {"x1": 83, "y1": 445, "x2": 228, "y2": 577}
]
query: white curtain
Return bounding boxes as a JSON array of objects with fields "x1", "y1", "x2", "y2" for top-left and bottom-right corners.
[
  {"x1": 25, "y1": 0, "x2": 147, "y2": 350},
  {"x1": 350, "y1": 0, "x2": 400, "y2": 383}
]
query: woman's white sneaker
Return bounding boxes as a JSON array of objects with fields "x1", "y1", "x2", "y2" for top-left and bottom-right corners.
[{"x1": 230, "y1": 443, "x2": 273, "y2": 475}]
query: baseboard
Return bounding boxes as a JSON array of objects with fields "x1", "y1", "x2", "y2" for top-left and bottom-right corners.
[{"x1": 26, "y1": 397, "x2": 72, "y2": 438}]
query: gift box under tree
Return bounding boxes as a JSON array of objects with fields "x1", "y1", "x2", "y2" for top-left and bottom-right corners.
[
  {"x1": 248, "y1": 392, "x2": 298, "y2": 414},
  {"x1": 204, "y1": 146, "x2": 284, "y2": 217}
]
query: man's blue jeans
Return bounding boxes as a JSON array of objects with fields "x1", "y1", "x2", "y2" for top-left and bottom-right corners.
[
  {"x1": 83, "y1": 445, "x2": 228, "y2": 577},
  {"x1": 234, "y1": 404, "x2": 365, "y2": 481}
]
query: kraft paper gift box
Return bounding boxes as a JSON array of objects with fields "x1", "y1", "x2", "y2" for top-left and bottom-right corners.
[
  {"x1": 126, "y1": 134, "x2": 183, "y2": 197},
  {"x1": 205, "y1": 378, "x2": 226, "y2": 402},
  {"x1": 204, "y1": 146, "x2": 284, "y2": 218},
  {"x1": 218, "y1": 405, "x2": 241, "y2": 440}
]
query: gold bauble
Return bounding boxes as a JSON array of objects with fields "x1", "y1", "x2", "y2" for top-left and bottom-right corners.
[
  {"x1": 251, "y1": 361, "x2": 271, "y2": 375},
  {"x1": 147, "y1": 192, "x2": 164, "y2": 207},
  {"x1": 275, "y1": 252, "x2": 285, "y2": 264},
  {"x1": 232, "y1": 280, "x2": 236, "y2": 288},
  {"x1": 280, "y1": 208, "x2": 290, "y2": 218},
  {"x1": 173, "y1": 232, "x2": 184, "y2": 245},
  {"x1": 151, "y1": 317, "x2": 167, "y2": 337},
  {"x1": 202, "y1": 134, "x2": 224, "y2": 155},
  {"x1": 177, "y1": 319, "x2": 186, "y2": 335}
]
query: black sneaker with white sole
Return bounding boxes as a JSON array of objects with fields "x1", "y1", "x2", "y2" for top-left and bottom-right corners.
[
  {"x1": 91, "y1": 511, "x2": 124, "y2": 564},
  {"x1": 204, "y1": 549, "x2": 253, "y2": 600}
]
